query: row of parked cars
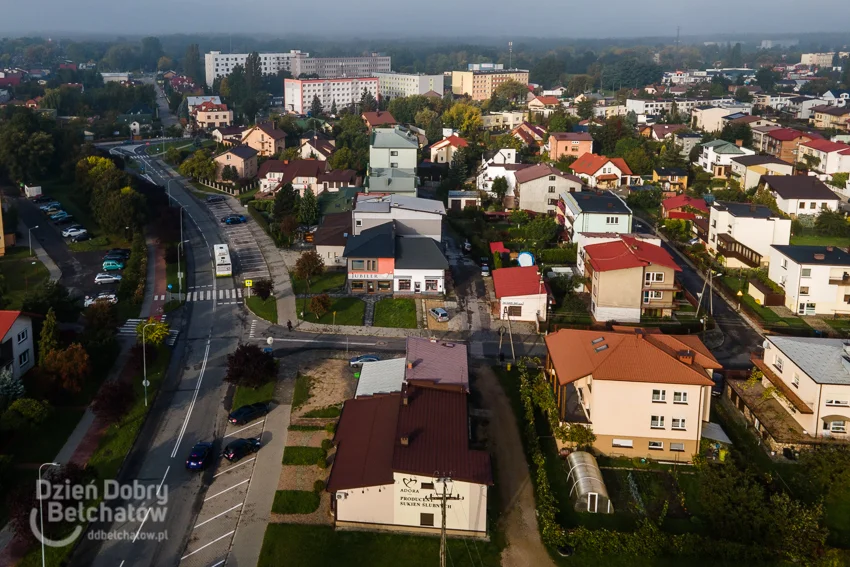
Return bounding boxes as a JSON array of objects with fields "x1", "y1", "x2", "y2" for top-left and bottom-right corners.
[
  {"x1": 185, "y1": 402, "x2": 270, "y2": 470},
  {"x1": 33, "y1": 196, "x2": 92, "y2": 242},
  {"x1": 94, "y1": 248, "x2": 130, "y2": 286}
]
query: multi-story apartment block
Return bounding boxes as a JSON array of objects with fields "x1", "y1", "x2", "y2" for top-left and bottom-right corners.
[
  {"x1": 800, "y1": 53, "x2": 835, "y2": 67},
  {"x1": 367, "y1": 127, "x2": 420, "y2": 194},
  {"x1": 810, "y1": 106, "x2": 850, "y2": 132},
  {"x1": 705, "y1": 201, "x2": 791, "y2": 268},
  {"x1": 374, "y1": 72, "x2": 443, "y2": 99},
  {"x1": 545, "y1": 327, "x2": 721, "y2": 461},
  {"x1": 451, "y1": 69, "x2": 530, "y2": 101},
  {"x1": 625, "y1": 97, "x2": 740, "y2": 118},
  {"x1": 690, "y1": 104, "x2": 753, "y2": 132},
  {"x1": 798, "y1": 139, "x2": 850, "y2": 176},
  {"x1": 284, "y1": 77, "x2": 378, "y2": 115},
  {"x1": 763, "y1": 128, "x2": 816, "y2": 164},
  {"x1": 204, "y1": 50, "x2": 305, "y2": 87}
]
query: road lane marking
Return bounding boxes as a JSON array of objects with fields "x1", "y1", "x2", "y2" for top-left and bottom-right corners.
[
  {"x1": 194, "y1": 503, "x2": 243, "y2": 529},
  {"x1": 223, "y1": 421, "x2": 264, "y2": 438},
  {"x1": 213, "y1": 457, "x2": 256, "y2": 477},
  {"x1": 180, "y1": 530, "x2": 235, "y2": 560},
  {"x1": 203, "y1": 479, "x2": 249, "y2": 502},
  {"x1": 132, "y1": 466, "x2": 170, "y2": 543},
  {"x1": 171, "y1": 341, "x2": 211, "y2": 458}
]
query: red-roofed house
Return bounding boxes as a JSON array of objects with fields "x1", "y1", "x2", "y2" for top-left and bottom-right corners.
[
  {"x1": 510, "y1": 122, "x2": 546, "y2": 151},
  {"x1": 549, "y1": 132, "x2": 593, "y2": 161},
  {"x1": 193, "y1": 102, "x2": 233, "y2": 130},
  {"x1": 362, "y1": 111, "x2": 397, "y2": 130},
  {"x1": 798, "y1": 138, "x2": 850, "y2": 176},
  {"x1": 764, "y1": 128, "x2": 817, "y2": 164},
  {"x1": 661, "y1": 195, "x2": 709, "y2": 219},
  {"x1": 581, "y1": 236, "x2": 681, "y2": 321},
  {"x1": 429, "y1": 135, "x2": 468, "y2": 164},
  {"x1": 492, "y1": 266, "x2": 551, "y2": 323},
  {"x1": 569, "y1": 153, "x2": 636, "y2": 188},
  {"x1": 0, "y1": 311, "x2": 35, "y2": 379},
  {"x1": 528, "y1": 95, "x2": 561, "y2": 116},
  {"x1": 327, "y1": 381, "x2": 491, "y2": 537}
]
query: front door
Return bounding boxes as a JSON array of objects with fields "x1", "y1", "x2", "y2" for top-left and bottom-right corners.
[
  {"x1": 587, "y1": 492, "x2": 598, "y2": 513},
  {"x1": 414, "y1": 281, "x2": 421, "y2": 293},
  {"x1": 367, "y1": 281, "x2": 375, "y2": 293}
]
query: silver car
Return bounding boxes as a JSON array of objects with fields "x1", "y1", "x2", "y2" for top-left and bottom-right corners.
[
  {"x1": 94, "y1": 273, "x2": 123, "y2": 285},
  {"x1": 428, "y1": 307, "x2": 449, "y2": 322}
]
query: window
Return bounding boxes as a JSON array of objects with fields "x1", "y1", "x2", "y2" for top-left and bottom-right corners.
[
  {"x1": 425, "y1": 279, "x2": 439, "y2": 291},
  {"x1": 549, "y1": 175, "x2": 556, "y2": 181},
  {"x1": 711, "y1": 220, "x2": 717, "y2": 228},
  {"x1": 390, "y1": 150, "x2": 398, "y2": 156},
  {"x1": 828, "y1": 421, "x2": 847, "y2": 433},
  {"x1": 651, "y1": 416, "x2": 664, "y2": 428},
  {"x1": 799, "y1": 202, "x2": 806, "y2": 209},
  {"x1": 670, "y1": 442, "x2": 685, "y2": 452},
  {"x1": 792, "y1": 374, "x2": 799, "y2": 388},
  {"x1": 802, "y1": 268, "x2": 812, "y2": 278},
  {"x1": 826, "y1": 398, "x2": 850, "y2": 406},
  {"x1": 355, "y1": 219, "x2": 362, "y2": 227},
  {"x1": 351, "y1": 260, "x2": 365, "y2": 270},
  {"x1": 673, "y1": 391, "x2": 688, "y2": 404},
  {"x1": 390, "y1": 162, "x2": 398, "y2": 168},
  {"x1": 798, "y1": 302, "x2": 816, "y2": 315},
  {"x1": 810, "y1": 202, "x2": 817, "y2": 209},
  {"x1": 643, "y1": 290, "x2": 663, "y2": 303},
  {"x1": 645, "y1": 272, "x2": 664, "y2": 284},
  {"x1": 18, "y1": 349, "x2": 29, "y2": 366},
  {"x1": 548, "y1": 186, "x2": 556, "y2": 193},
  {"x1": 781, "y1": 258, "x2": 787, "y2": 269},
  {"x1": 652, "y1": 389, "x2": 666, "y2": 402},
  {"x1": 16, "y1": 329, "x2": 27, "y2": 344},
  {"x1": 774, "y1": 356, "x2": 784, "y2": 372},
  {"x1": 378, "y1": 280, "x2": 392, "y2": 291},
  {"x1": 648, "y1": 441, "x2": 664, "y2": 450},
  {"x1": 800, "y1": 286, "x2": 810, "y2": 296},
  {"x1": 612, "y1": 439, "x2": 633, "y2": 448},
  {"x1": 605, "y1": 216, "x2": 619, "y2": 225},
  {"x1": 398, "y1": 279, "x2": 411, "y2": 291},
  {"x1": 421, "y1": 482, "x2": 435, "y2": 490},
  {"x1": 672, "y1": 418, "x2": 686, "y2": 430},
  {"x1": 420, "y1": 513, "x2": 435, "y2": 527}
]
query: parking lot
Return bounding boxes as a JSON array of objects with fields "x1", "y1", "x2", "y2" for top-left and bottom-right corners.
[{"x1": 204, "y1": 199, "x2": 270, "y2": 283}]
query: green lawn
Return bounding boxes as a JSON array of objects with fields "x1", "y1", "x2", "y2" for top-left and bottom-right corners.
[
  {"x1": 5, "y1": 408, "x2": 85, "y2": 463},
  {"x1": 303, "y1": 405, "x2": 341, "y2": 418},
  {"x1": 288, "y1": 424, "x2": 325, "y2": 431},
  {"x1": 291, "y1": 271, "x2": 346, "y2": 295},
  {"x1": 247, "y1": 295, "x2": 278, "y2": 323},
  {"x1": 292, "y1": 374, "x2": 312, "y2": 409},
  {"x1": 233, "y1": 381, "x2": 276, "y2": 409},
  {"x1": 720, "y1": 276, "x2": 810, "y2": 328},
  {"x1": 189, "y1": 181, "x2": 219, "y2": 195},
  {"x1": 0, "y1": 247, "x2": 49, "y2": 308},
  {"x1": 282, "y1": 446, "x2": 326, "y2": 466},
  {"x1": 258, "y1": 524, "x2": 502, "y2": 567},
  {"x1": 271, "y1": 490, "x2": 321, "y2": 514},
  {"x1": 144, "y1": 139, "x2": 195, "y2": 155},
  {"x1": 790, "y1": 232, "x2": 850, "y2": 248},
  {"x1": 372, "y1": 298, "x2": 418, "y2": 329},
  {"x1": 297, "y1": 297, "x2": 365, "y2": 326}
]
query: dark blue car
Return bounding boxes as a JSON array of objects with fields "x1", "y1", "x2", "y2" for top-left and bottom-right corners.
[
  {"x1": 186, "y1": 442, "x2": 214, "y2": 471},
  {"x1": 221, "y1": 215, "x2": 247, "y2": 225}
]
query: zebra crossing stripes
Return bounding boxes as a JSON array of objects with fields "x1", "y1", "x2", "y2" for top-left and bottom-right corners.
[
  {"x1": 186, "y1": 288, "x2": 243, "y2": 302},
  {"x1": 118, "y1": 315, "x2": 169, "y2": 337},
  {"x1": 166, "y1": 329, "x2": 179, "y2": 346}
]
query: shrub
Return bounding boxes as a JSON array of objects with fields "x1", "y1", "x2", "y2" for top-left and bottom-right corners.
[
  {"x1": 316, "y1": 455, "x2": 328, "y2": 469},
  {"x1": 324, "y1": 422, "x2": 336, "y2": 435},
  {"x1": 225, "y1": 344, "x2": 277, "y2": 389},
  {"x1": 309, "y1": 294, "x2": 332, "y2": 319},
  {"x1": 253, "y1": 278, "x2": 274, "y2": 300},
  {"x1": 92, "y1": 380, "x2": 135, "y2": 423},
  {"x1": 1, "y1": 398, "x2": 52, "y2": 432},
  {"x1": 313, "y1": 479, "x2": 325, "y2": 493},
  {"x1": 321, "y1": 438, "x2": 333, "y2": 452},
  {"x1": 538, "y1": 246, "x2": 577, "y2": 264},
  {"x1": 128, "y1": 342, "x2": 159, "y2": 372}
]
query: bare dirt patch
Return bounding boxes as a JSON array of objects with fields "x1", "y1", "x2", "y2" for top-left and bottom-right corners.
[{"x1": 294, "y1": 357, "x2": 353, "y2": 418}]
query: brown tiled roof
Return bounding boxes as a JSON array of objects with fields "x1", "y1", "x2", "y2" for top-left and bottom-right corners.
[
  {"x1": 256, "y1": 122, "x2": 287, "y2": 140},
  {"x1": 327, "y1": 383, "x2": 492, "y2": 492},
  {"x1": 257, "y1": 159, "x2": 328, "y2": 185},
  {"x1": 313, "y1": 212, "x2": 352, "y2": 247},
  {"x1": 362, "y1": 111, "x2": 397, "y2": 126},
  {"x1": 514, "y1": 163, "x2": 582, "y2": 185},
  {"x1": 545, "y1": 328, "x2": 720, "y2": 386},
  {"x1": 405, "y1": 337, "x2": 469, "y2": 390}
]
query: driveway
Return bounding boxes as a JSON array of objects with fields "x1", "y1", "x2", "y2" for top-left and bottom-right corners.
[{"x1": 473, "y1": 364, "x2": 554, "y2": 567}]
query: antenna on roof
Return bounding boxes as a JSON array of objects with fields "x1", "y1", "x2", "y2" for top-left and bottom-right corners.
[{"x1": 508, "y1": 41, "x2": 513, "y2": 70}]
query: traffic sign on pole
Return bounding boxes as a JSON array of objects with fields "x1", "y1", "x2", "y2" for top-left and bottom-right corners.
[{"x1": 245, "y1": 279, "x2": 253, "y2": 287}]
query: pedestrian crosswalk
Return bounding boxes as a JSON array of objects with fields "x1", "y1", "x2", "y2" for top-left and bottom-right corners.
[
  {"x1": 186, "y1": 288, "x2": 243, "y2": 302},
  {"x1": 118, "y1": 315, "x2": 169, "y2": 336}
]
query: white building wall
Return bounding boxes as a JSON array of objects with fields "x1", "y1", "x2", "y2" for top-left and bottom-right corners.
[
  {"x1": 335, "y1": 483, "x2": 394, "y2": 525},
  {"x1": 773, "y1": 195, "x2": 839, "y2": 217},
  {"x1": 394, "y1": 269, "x2": 445, "y2": 293},
  {"x1": 769, "y1": 250, "x2": 850, "y2": 315},
  {"x1": 572, "y1": 211, "x2": 633, "y2": 234},
  {"x1": 204, "y1": 50, "x2": 304, "y2": 87},
  {"x1": 593, "y1": 305, "x2": 641, "y2": 322},
  {"x1": 518, "y1": 177, "x2": 583, "y2": 215},
  {"x1": 374, "y1": 73, "x2": 444, "y2": 99},
  {"x1": 499, "y1": 293, "x2": 548, "y2": 322},
  {"x1": 369, "y1": 143, "x2": 418, "y2": 170},
  {"x1": 5, "y1": 316, "x2": 34, "y2": 380},
  {"x1": 707, "y1": 207, "x2": 792, "y2": 262},
  {"x1": 284, "y1": 78, "x2": 379, "y2": 115},
  {"x1": 316, "y1": 245, "x2": 347, "y2": 267}
]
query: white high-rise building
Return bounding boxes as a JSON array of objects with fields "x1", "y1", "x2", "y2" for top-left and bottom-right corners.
[
  {"x1": 373, "y1": 72, "x2": 444, "y2": 99},
  {"x1": 800, "y1": 53, "x2": 835, "y2": 67},
  {"x1": 284, "y1": 77, "x2": 378, "y2": 114},
  {"x1": 204, "y1": 50, "x2": 306, "y2": 87}
]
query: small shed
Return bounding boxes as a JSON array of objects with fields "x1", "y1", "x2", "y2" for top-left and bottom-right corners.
[
  {"x1": 566, "y1": 451, "x2": 613, "y2": 514},
  {"x1": 747, "y1": 278, "x2": 785, "y2": 307},
  {"x1": 447, "y1": 190, "x2": 480, "y2": 211}
]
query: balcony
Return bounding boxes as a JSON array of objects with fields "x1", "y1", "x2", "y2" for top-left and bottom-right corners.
[
  {"x1": 716, "y1": 233, "x2": 762, "y2": 268},
  {"x1": 829, "y1": 273, "x2": 850, "y2": 286},
  {"x1": 750, "y1": 350, "x2": 813, "y2": 415}
]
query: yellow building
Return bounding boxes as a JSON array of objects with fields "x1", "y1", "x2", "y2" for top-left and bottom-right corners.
[
  {"x1": 451, "y1": 69, "x2": 529, "y2": 101},
  {"x1": 810, "y1": 105, "x2": 850, "y2": 132}
]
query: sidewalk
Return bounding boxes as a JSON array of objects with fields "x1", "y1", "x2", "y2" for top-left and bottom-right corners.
[{"x1": 17, "y1": 218, "x2": 61, "y2": 281}]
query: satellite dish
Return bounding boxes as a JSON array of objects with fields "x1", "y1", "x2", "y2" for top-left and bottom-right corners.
[{"x1": 517, "y1": 252, "x2": 535, "y2": 267}]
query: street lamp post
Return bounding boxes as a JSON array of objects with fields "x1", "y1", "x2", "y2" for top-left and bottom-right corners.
[
  {"x1": 38, "y1": 462, "x2": 60, "y2": 567},
  {"x1": 28, "y1": 225, "x2": 39, "y2": 256},
  {"x1": 141, "y1": 322, "x2": 156, "y2": 406}
]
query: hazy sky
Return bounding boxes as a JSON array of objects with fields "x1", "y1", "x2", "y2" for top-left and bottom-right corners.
[{"x1": 3, "y1": 0, "x2": 850, "y2": 37}]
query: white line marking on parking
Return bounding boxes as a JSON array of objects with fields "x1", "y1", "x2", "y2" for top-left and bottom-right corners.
[
  {"x1": 180, "y1": 530, "x2": 235, "y2": 560},
  {"x1": 209, "y1": 561, "x2": 225, "y2": 567},
  {"x1": 213, "y1": 457, "x2": 256, "y2": 477},
  {"x1": 171, "y1": 341, "x2": 211, "y2": 458},
  {"x1": 224, "y1": 421, "x2": 264, "y2": 438},
  {"x1": 204, "y1": 479, "x2": 249, "y2": 502},
  {"x1": 194, "y1": 503, "x2": 243, "y2": 529}
]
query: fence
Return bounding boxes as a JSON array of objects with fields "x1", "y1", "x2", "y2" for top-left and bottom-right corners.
[{"x1": 196, "y1": 178, "x2": 259, "y2": 195}]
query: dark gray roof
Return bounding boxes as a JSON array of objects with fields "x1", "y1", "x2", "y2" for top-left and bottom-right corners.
[
  {"x1": 571, "y1": 192, "x2": 631, "y2": 214},
  {"x1": 714, "y1": 201, "x2": 779, "y2": 219},
  {"x1": 227, "y1": 145, "x2": 259, "y2": 160},
  {"x1": 762, "y1": 176, "x2": 839, "y2": 200},
  {"x1": 394, "y1": 238, "x2": 448, "y2": 270},
  {"x1": 769, "y1": 337, "x2": 850, "y2": 386},
  {"x1": 313, "y1": 212, "x2": 351, "y2": 247},
  {"x1": 731, "y1": 155, "x2": 788, "y2": 167},
  {"x1": 771, "y1": 245, "x2": 850, "y2": 266},
  {"x1": 343, "y1": 223, "x2": 395, "y2": 258}
]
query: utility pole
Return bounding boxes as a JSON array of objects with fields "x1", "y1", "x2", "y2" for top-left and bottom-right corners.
[
  {"x1": 505, "y1": 310, "x2": 516, "y2": 362},
  {"x1": 426, "y1": 476, "x2": 463, "y2": 567},
  {"x1": 508, "y1": 41, "x2": 513, "y2": 69}
]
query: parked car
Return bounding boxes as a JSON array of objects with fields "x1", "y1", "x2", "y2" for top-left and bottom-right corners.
[
  {"x1": 48, "y1": 210, "x2": 68, "y2": 220},
  {"x1": 227, "y1": 402, "x2": 269, "y2": 425},
  {"x1": 481, "y1": 265, "x2": 491, "y2": 277},
  {"x1": 428, "y1": 307, "x2": 450, "y2": 323},
  {"x1": 102, "y1": 260, "x2": 125, "y2": 271},
  {"x1": 102, "y1": 253, "x2": 128, "y2": 262},
  {"x1": 31, "y1": 195, "x2": 52, "y2": 204},
  {"x1": 84, "y1": 293, "x2": 118, "y2": 307},
  {"x1": 222, "y1": 438, "x2": 262, "y2": 462},
  {"x1": 55, "y1": 215, "x2": 76, "y2": 225},
  {"x1": 206, "y1": 195, "x2": 226, "y2": 203},
  {"x1": 479, "y1": 256, "x2": 489, "y2": 267},
  {"x1": 94, "y1": 273, "x2": 123, "y2": 285},
  {"x1": 106, "y1": 248, "x2": 131, "y2": 258},
  {"x1": 711, "y1": 372, "x2": 725, "y2": 397},
  {"x1": 62, "y1": 227, "x2": 87, "y2": 238},
  {"x1": 349, "y1": 354, "x2": 380, "y2": 367},
  {"x1": 221, "y1": 214, "x2": 247, "y2": 225},
  {"x1": 71, "y1": 233, "x2": 92, "y2": 243},
  {"x1": 39, "y1": 201, "x2": 61, "y2": 211},
  {"x1": 185, "y1": 442, "x2": 214, "y2": 471}
]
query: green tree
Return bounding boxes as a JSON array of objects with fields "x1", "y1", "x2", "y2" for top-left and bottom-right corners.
[
  {"x1": 328, "y1": 146, "x2": 353, "y2": 170},
  {"x1": 493, "y1": 80, "x2": 528, "y2": 105},
  {"x1": 309, "y1": 294, "x2": 331, "y2": 319},
  {"x1": 273, "y1": 183, "x2": 299, "y2": 223},
  {"x1": 442, "y1": 103, "x2": 482, "y2": 136},
  {"x1": 183, "y1": 44, "x2": 202, "y2": 83},
  {"x1": 522, "y1": 216, "x2": 559, "y2": 249},
  {"x1": 22, "y1": 281, "x2": 79, "y2": 323},
  {"x1": 0, "y1": 367, "x2": 24, "y2": 412},
  {"x1": 178, "y1": 150, "x2": 216, "y2": 180},
  {"x1": 295, "y1": 250, "x2": 325, "y2": 290},
  {"x1": 252, "y1": 278, "x2": 274, "y2": 301},
  {"x1": 831, "y1": 172, "x2": 849, "y2": 188},
  {"x1": 359, "y1": 88, "x2": 377, "y2": 112},
  {"x1": 719, "y1": 122, "x2": 753, "y2": 148},
  {"x1": 38, "y1": 307, "x2": 59, "y2": 366},
  {"x1": 623, "y1": 147, "x2": 654, "y2": 175},
  {"x1": 140, "y1": 37, "x2": 163, "y2": 71},
  {"x1": 755, "y1": 67, "x2": 779, "y2": 92},
  {"x1": 576, "y1": 97, "x2": 596, "y2": 120},
  {"x1": 330, "y1": 99, "x2": 337, "y2": 116},
  {"x1": 491, "y1": 176, "x2": 509, "y2": 203},
  {"x1": 244, "y1": 52, "x2": 263, "y2": 98},
  {"x1": 734, "y1": 86, "x2": 752, "y2": 102},
  {"x1": 298, "y1": 188, "x2": 319, "y2": 225},
  {"x1": 547, "y1": 111, "x2": 572, "y2": 133},
  {"x1": 225, "y1": 344, "x2": 276, "y2": 389},
  {"x1": 136, "y1": 317, "x2": 170, "y2": 347},
  {"x1": 43, "y1": 343, "x2": 91, "y2": 394},
  {"x1": 309, "y1": 95, "x2": 323, "y2": 118},
  {"x1": 815, "y1": 209, "x2": 850, "y2": 237},
  {"x1": 1, "y1": 398, "x2": 51, "y2": 432}
]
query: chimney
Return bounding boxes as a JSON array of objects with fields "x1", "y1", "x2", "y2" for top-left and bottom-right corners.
[
  {"x1": 814, "y1": 253, "x2": 826, "y2": 261},
  {"x1": 735, "y1": 139, "x2": 743, "y2": 147},
  {"x1": 827, "y1": 246, "x2": 834, "y2": 252},
  {"x1": 402, "y1": 394, "x2": 409, "y2": 406},
  {"x1": 407, "y1": 361, "x2": 413, "y2": 369},
  {"x1": 400, "y1": 436, "x2": 409, "y2": 446},
  {"x1": 677, "y1": 350, "x2": 695, "y2": 365}
]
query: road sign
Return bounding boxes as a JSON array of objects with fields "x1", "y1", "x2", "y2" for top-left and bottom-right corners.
[
  {"x1": 245, "y1": 279, "x2": 253, "y2": 288},
  {"x1": 142, "y1": 380, "x2": 150, "y2": 387},
  {"x1": 167, "y1": 284, "x2": 173, "y2": 291}
]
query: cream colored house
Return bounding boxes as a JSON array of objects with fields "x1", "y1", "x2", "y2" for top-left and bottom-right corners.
[
  {"x1": 241, "y1": 123, "x2": 286, "y2": 157},
  {"x1": 581, "y1": 235, "x2": 681, "y2": 322},
  {"x1": 213, "y1": 146, "x2": 258, "y2": 180},
  {"x1": 429, "y1": 135, "x2": 468, "y2": 164},
  {"x1": 545, "y1": 327, "x2": 721, "y2": 461}
]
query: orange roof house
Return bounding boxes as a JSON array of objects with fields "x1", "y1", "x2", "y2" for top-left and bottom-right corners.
[{"x1": 569, "y1": 153, "x2": 634, "y2": 189}]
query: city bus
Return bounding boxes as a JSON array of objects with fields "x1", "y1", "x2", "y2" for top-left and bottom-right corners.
[{"x1": 214, "y1": 244, "x2": 232, "y2": 277}]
